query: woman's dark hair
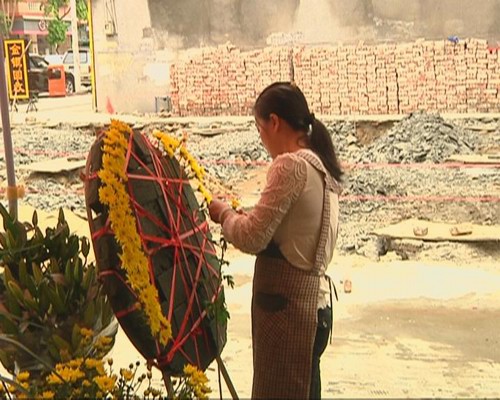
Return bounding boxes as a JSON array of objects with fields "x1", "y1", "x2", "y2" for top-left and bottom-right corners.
[{"x1": 254, "y1": 82, "x2": 343, "y2": 182}]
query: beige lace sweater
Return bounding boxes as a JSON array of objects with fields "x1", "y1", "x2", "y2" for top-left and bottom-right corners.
[{"x1": 221, "y1": 149, "x2": 340, "y2": 309}]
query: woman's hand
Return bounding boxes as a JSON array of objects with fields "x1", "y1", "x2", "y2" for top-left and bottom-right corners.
[{"x1": 208, "y1": 199, "x2": 231, "y2": 224}]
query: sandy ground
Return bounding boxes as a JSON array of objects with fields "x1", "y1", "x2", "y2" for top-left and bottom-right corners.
[
  {"x1": 195, "y1": 253, "x2": 500, "y2": 399},
  {"x1": 2, "y1": 95, "x2": 500, "y2": 398}
]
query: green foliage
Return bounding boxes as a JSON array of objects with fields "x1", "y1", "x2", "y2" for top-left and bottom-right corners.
[
  {"x1": 76, "y1": 0, "x2": 88, "y2": 21},
  {"x1": 0, "y1": 12, "x2": 11, "y2": 37},
  {"x1": 47, "y1": 17, "x2": 69, "y2": 47},
  {"x1": 43, "y1": 0, "x2": 88, "y2": 46},
  {"x1": 0, "y1": 203, "x2": 117, "y2": 380},
  {"x1": 43, "y1": 0, "x2": 65, "y2": 16},
  {"x1": 0, "y1": 0, "x2": 18, "y2": 37}
]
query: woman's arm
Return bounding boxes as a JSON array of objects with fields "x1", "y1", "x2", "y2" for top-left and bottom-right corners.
[{"x1": 220, "y1": 153, "x2": 307, "y2": 254}]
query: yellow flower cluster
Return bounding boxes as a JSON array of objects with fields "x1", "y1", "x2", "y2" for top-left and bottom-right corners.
[
  {"x1": 80, "y1": 327, "x2": 93, "y2": 339},
  {"x1": 153, "y1": 130, "x2": 212, "y2": 205},
  {"x1": 16, "y1": 372, "x2": 30, "y2": 382},
  {"x1": 47, "y1": 361, "x2": 85, "y2": 385},
  {"x1": 84, "y1": 358, "x2": 106, "y2": 375},
  {"x1": 93, "y1": 375, "x2": 117, "y2": 392},
  {"x1": 120, "y1": 368, "x2": 134, "y2": 382},
  {"x1": 98, "y1": 120, "x2": 172, "y2": 346},
  {"x1": 5, "y1": 357, "x2": 170, "y2": 399},
  {"x1": 183, "y1": 364, "x2": 212, "y2": 400},
  {"x1": 12, "y1": 371, "x2": 30, "y2": 398}
]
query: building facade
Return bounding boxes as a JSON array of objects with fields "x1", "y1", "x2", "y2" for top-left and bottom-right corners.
[{"x1": 8, "y1": 0, "x2": 88, "y2": 55}]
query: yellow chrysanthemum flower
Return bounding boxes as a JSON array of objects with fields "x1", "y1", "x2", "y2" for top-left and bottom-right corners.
[
  {"x1": 16, "y1": 371, "x2": 30, "y2": 382},
  {"x1": 120, "y1": 368, "x2": 134, "y2": 381},
  {"x1": 231, "y1": 198, "x2": 241, "y2": 209},
  {"x1": 85, "y1": 358, "x2": 106, "y2": 375},
  {"x1": 99, "y1": 121, "x2": 172, "y2": 347},
  {"x1": 95, "y1": 336, "x2": 113, "y2": 348},
  {"x1": 93, "y1": 375, "x2": 117, "y2": 393},
  {"x1": 67, "y1": 358, "x2": 84, "y2": 370},
  {"x1": 80, "y1": 327, "x2": 93, "y2": 339},
  {"x1": 41, "y1": 391, "x2": 55, "y2": 399},
  {"x1": 198, "y1": 185, "x2": 213, "y2": 205},
  {"x1": 155, "y1": 130, "x2": 213, "y2": 206},
  {"x1": 46, "y1": 373, "x2": 64, "y2": 385},
  {"x1": 58, "y1": 366, "x2": 85, "y2": 382},
  {"x1": 183, "y1": 364, "x2": 211, "y2": 400}
]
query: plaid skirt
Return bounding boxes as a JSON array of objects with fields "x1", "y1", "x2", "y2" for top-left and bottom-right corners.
[{"x1": 251, "y1": 254, "x2": 320, "y2": 399}]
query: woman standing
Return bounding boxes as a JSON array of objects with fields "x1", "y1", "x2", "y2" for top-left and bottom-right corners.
[{"x1": 209, "y1": 82, "x2": 343, "y2": 399}]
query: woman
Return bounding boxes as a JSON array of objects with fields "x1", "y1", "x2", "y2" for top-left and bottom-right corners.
[{"x1": 209, "y1": 82, "x2": 342, "y2": 399}]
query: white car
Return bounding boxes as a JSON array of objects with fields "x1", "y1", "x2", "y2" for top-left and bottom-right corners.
[
  {"x1": 62, "y1": 48, "x2": 91, "y2": 93},
  {"x1": 44, "y1": 54, "x2": 64, "y2": 65}
]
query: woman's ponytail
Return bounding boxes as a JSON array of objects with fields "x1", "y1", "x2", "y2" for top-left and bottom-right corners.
[{"x1": 309, "y1": 118, "x2": 343, "y2": 182}]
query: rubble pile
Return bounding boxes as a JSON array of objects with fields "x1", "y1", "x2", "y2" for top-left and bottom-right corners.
[
  {"x1": 354, "y1": 112, "x2": 477, "y2": 163},
  {"x1": 170, "y1": 39, "x2": 500, "y2": 116},
  {"x1": 324, "y1": 120, "x2": 357, "y2": 160},
  {"x1": 2, "y1": 113, "x2": 498, "y2": 263},
  {"x1": 6, "y1": 126, "x2": 95, "y2": 166}
]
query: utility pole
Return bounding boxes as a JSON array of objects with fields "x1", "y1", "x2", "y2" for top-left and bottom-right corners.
[
  {"x1": 0, "y1": 36, "x2": 18, "y2": 219},
  {"x1": 70, "y1": 0, "x2": 81, "y2": 93}
]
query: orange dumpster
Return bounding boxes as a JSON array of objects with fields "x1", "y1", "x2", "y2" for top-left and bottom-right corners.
[{"x1": 48, "y1": 65, "x2": 66, "y2": 97}]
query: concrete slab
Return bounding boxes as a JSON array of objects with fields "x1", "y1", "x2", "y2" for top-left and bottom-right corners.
[{"x1": 18, "y1": 157, "x2": 86, "y2": 174}]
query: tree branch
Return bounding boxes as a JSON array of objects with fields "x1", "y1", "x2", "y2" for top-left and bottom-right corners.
[
  {"x1": 9, "y1": 0, "x2": 18, "y2": 33},
  {"x1": 1, "y1": 0, "x2": 8, "y2": 35}
]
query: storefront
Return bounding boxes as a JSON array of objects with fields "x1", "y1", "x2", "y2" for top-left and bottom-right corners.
[{"x1": 10, "y1": 18, "x2": 88, "y2": 56}]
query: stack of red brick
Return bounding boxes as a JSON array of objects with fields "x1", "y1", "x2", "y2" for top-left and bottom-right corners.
[
  {"x1": 170, "y1": 44, "x2": 292, "y2": 117},
  {"x1": 169, "y1": 39, "x2": 500, "y2": 116}
]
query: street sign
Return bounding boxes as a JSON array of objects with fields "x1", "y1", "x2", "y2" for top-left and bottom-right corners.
[{"x1": 4, "y1": 39, "x2": 30, "y2": 100}]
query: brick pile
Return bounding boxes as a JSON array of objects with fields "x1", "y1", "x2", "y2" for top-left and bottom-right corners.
[
  {"x1": 170, "y1": 44, "x2": 292, "y2": 116},
  {"x1": 169, "y1": 39, "x2": 500, "y2": 116}
]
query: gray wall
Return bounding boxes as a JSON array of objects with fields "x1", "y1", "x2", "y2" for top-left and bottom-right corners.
[
  {"x1": 147, "y1": 0, "x2": 500, "y2": 47},
  {"x1": 92, "y1": 0, "x2": 500, "y2": 113},
  {"x1": 92, "y1": 0, "x2": 170, "y2": 113},
  {"x1": 147, "y1": 0, "x2": 300, "y2": 48}
]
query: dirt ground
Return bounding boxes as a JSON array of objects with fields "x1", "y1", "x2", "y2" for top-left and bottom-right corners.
[{"x1": 204, "y1": 252, "x2": 500, "y2": 399}]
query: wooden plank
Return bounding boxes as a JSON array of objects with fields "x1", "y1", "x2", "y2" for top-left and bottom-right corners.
[
  {"x1": 446, "y1": 154, "x2": 500, "y2": 165},
  {"x1": 372, "y1": 218, "x2": 500, "y2": 242}
]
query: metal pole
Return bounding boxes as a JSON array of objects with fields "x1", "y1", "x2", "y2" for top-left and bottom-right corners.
[
  {"x1": 162, "y1": 371, "x2": 175, "y2": 399},
  {"x1": 87, "y1": 0, "x2": 97, "y2": 111},
  {"x1": 70, "y1": 0, "x2": 82, "y2": 93},
  {"x1": 0, "y1": 37, "x2": 17, "y2": 219},
  {"x1": 216, "y1": 355, "x2": 239, "y2": 400}
]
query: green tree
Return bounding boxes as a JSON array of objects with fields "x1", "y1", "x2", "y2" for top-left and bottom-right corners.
[
  {"x1": 0, "y1": 0, "x2": 19, "y2": 37},
  {"x1": 43, "y1": 0, "x2": 88, "y2": 47}
]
